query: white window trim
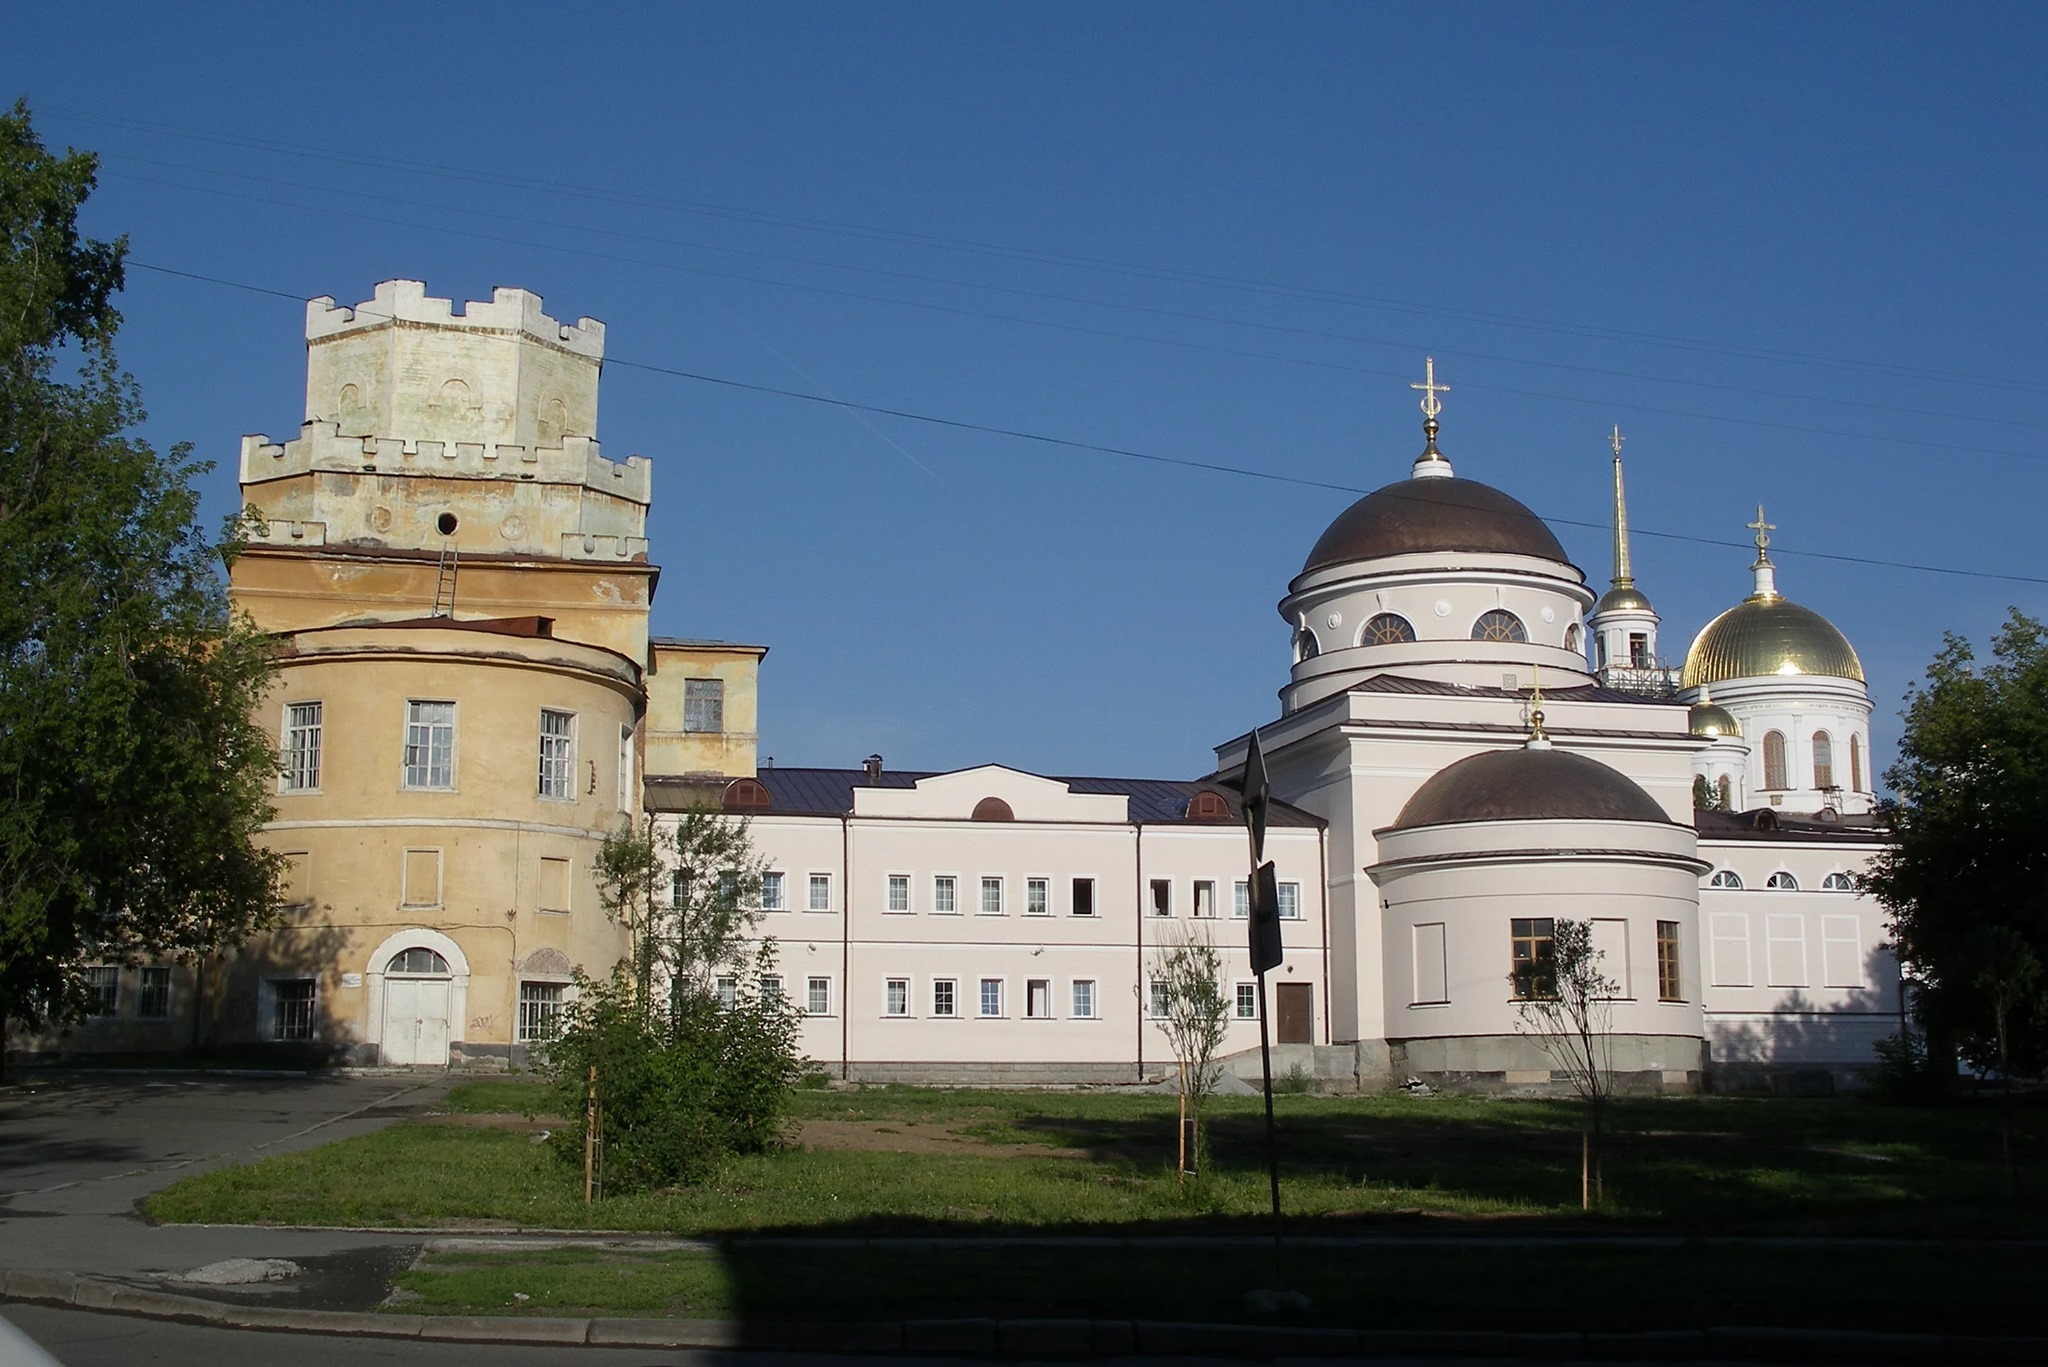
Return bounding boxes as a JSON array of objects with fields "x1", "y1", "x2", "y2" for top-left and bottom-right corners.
[
  {"x1": 931, "y1": 976, "x2": 959, "y2": 1018},
  {"x1": 401, "y1": 698, "x2": 458, "y2": 792},
  {"x1": 616, "y1": 725, "x2": 634, "y2": 812},
  {"x1": 932, "y1": 873, "x2": 961, "y2": 916},
  {"x1": 538, "y1": 708, "x2": 577, "y2": 802},
  {"x1": 1235, "y1": 980, "x2": 1260, "y2": 1020},
  {"x1": 1192, "y1": 879, "x2": 1217, "y2": 920},
  {"x1": 883, "y1": 976, "x2": 911, "y2": 1018},
  {"x1": 1232, "y1": 880, "x2": 1250, "y2": 919},
  {"x1": 883, "y1": 872, "x2": 913, "y2": 914},
  {"x1": 1024, "y1": 977, "x2": 1053, "y2": 1020},
  {"x1": 978, "y1": 976, "x2": 1006, "y2": 1019},
  {"x1": 1147, "y1": 976, "x2": 1171, "y2": 1019},
  {"x1": 978, "y1": 875, "x2": 1005, "y2": 916},
  {"x1": 805, "y1": 871, "x2": 834, "y2": 913},
  {"x1": 760, "y1": 870, "x2": 787, "y2": 912},
  {"x1": 1149, "y1": 878, "x2": 1172, "y2": 918},
  {"x1": 1278, "y1": 881, "x2": 1303, "y2": 921},
  {"x1": 805, "y1": 976, "x2": 834, "y2": 1017},
  {"x1": 1025, "y1": 875, "x2": 1051, "y2": 916},
  {"x1": 280, "y1": 700, "x2": 323, "y2": 794},
  {"x1": 137, "y1": 965, "x2": 174, "y2": 1020},
  {"x1": 1070, "y1": 876, "x2": 1096, "y2": 917},
  {"x1": 1070, "y1": 978, "x2": 1098, "y2": 1019}
]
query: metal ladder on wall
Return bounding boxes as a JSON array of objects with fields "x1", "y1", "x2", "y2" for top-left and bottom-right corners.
[{"x1": 431, "y1": 542, "x2": 459, "y2": 617}]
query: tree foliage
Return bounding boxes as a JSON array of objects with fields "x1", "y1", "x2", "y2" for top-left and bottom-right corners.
[
  {"x1": 1151, "y1": 925, "x2": 1230, "y2": 1173},
  {"x1": 561, "y1": 804, "x2": 801, "y2": 1190},
  {"x1": 1, "y1": 101, "x2": 283, "y2": 1034},
  {"x1": 1512, "y1": 918, "x2": 1617, "y2": 1208},
  {"x1": 1865, "y1": 611, "x2": 2048, "y2": 1077}
]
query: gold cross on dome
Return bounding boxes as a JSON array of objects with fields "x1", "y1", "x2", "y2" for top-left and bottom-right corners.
[
  {"x1": 1610, "y1": 425, "x2": 1625, "y2": 459},
  {"x1": 1748, "y1": 504, "x2": 1775, "y2": 555},
  {"x1": 1411, "y1": 357, "x2": 1449, "y2": 421}
]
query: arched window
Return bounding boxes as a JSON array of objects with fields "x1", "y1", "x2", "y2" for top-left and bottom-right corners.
[
  {"x1": 1471, "y1": 609, "x2": 1527, "y2": 643},
  {"x1": 1360, "y1": 613, "x2": 1417, "y2": 646},
  {"x1": 1184, "y1": 790, "x2": 1232, "y2": 820},
  {"x1": 1762, "y1": 731, "x2": 1788, "y2": 790},
  {"x1": 1766, "y1": 871, "x2": 1800, "y2": 891},
  {"x1": 1849, "y1": 735, "x2": 1863, "y2": 792},
  {"x1": 971, "y1": 796, "x2": 1014, "y2": 822},
  {"x1": 722, "y1": 777, "x2": 772, "y2": 811},
  {"x1": 1709, "y1": 869, "x2": 1744, "y2": 890},
  {"x1": 1293, "y1": 628, "x2": 1319, "y2": 663},
  {"x1": 1812, "y1": 732, "x2": 1834, "y2": 790},
  {"x1": 1822, "y1": 872, "x2": 1857, "y2": 892},
  {"x1": 387, "y1": 947, "x2": 450, "y2": 975},
  {"x1": 1715, "y1": 775, "x2": 1733, "y2": 809},
  {"x1": 1564, "y1": 622, "x2": 1581, "y2": 653}
]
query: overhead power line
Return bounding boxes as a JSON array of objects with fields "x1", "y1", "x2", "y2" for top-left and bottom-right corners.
[{"x1": 128, "y1": 260, "x2": 2048, "y2": 590}]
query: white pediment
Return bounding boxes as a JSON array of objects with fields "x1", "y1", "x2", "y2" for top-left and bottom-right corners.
[{"x1": 851, "y1": 764, "x2": 1130, "y2": 823}]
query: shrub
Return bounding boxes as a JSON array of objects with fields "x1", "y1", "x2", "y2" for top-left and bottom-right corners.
[{"x1": 541, "y1": 966, "x2": 802, "y2": 1192}]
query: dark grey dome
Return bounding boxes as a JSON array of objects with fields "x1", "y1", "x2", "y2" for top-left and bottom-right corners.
[
  {"x1": 1391, "y1": 747, "x2": 1668, "y2": 830},
  {"x1": 1303, "y1": 477, "x2": 1569, "y2": 575}
]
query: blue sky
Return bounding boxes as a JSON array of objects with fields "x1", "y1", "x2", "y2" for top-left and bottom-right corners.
[{"x1": 9, "y1": 4, "x2": 2046, "y2": 781}]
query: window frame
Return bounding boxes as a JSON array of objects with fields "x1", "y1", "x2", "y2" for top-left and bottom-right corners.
[
  {"x1": 979, "y1": 875, "x2": 1005, "y2": 917},
  {"x1": 931, "y1": 977, "x2": 958, "y2": 1018},
  {"x1": 1766, "y1": 870, "x2": 1801, "y2": 891},
  {"x1": 83, "y1": 965, "x2": 120, "y2": 1018},
  {"x1": 1025, "y1": 978, "x2": 1052, "y2": 1019},
  {"x1": 1277, "y1": 881, "x2": 1302, "y2": 920},
  {"x1": 1025, "y1": 876, "x2": 1050, "y2": 916},
  {"x1": 1147, "y1": 977, "x2": 1171, "y2": 1019},
  {"x1": 138, "y1": 965, "x2": 173, "y2": 1020},
  {"x1": 683, "y1": 678, "x2": 725, "y2": 734},
  {"x1": 933, "y1": 874, "x2": 959, "y2": 915},
  {"x1": 281, "y1": 700, "x2": 323, "y2": 793},
  {"x1": 1509, "y1": 916, "x2": 1557, "y2": 1000},
  {"x1": 517, "y1": 981, "x2": 567, "y2": 1042},
  {"x1": 884, "y1": 977, "x2": 910, "y2": 1017},
  {"x1": 1762, "y1": 730, "x2": 1788, "y2": 791},
  {"x1": 979, "y1": 977, "x2": 1005, "y2": 1018},
  {"x1": 1709, "y1": 869, "x2": 1744, "y2": 890},
  {"x1": 538, "y1": 707, "x2": 577, "y2": 801},
  {"x1": 1360, "y1": 612, "x2": 1417, "y2": 646},
  {"x1": 270, "y1": 977, "x2": 317, "y2": 1040},
  {"x1": 885, "y1": 873, "x2": 911, "y2": 914},
  {"x1": 806, "y1": 976, "x2": 832, "y2": 1017},
  {"x1": 1233, "y1": 880, "x2": 1250, "y2": 919},
  {"x1": 1812, "y1": 730, "x2": 1835, "y2": 791},
  {"x1": 402, "y1": 699, "x2": 457, "y2": 791},
  {"x1": 1070, "y1": 877, "x2": 1095, "y2": 917},
  {"x1": 806, "y1": 871, "x2": 833, "y2": 913},
  {"x1": 1471, "y1": 609, "x2": 1528, "y2": 644},
  {"x1": 1070, "y1": 978, "x2": 1097, "y2": 1019},
  {"x1": 1655, "y1": 920, "x2": 1683, "y2": 1002},
  {"x1": 1193, "y1": 879, "x2": 1216, "y2": 919},
  {"x1": 1149, "y1": 878, "x2": 1172, "y2": 918},
  {"x1": 1235, "y1": 981, "x2": 1259, "y2": 1020},
  {"x1": 760, "y1": 870, "x2": 786, "y2": 912}
]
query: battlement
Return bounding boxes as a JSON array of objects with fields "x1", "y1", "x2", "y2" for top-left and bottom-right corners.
[
  {"x1": 307, "y1": 280, "x2": 604, "y2": 359},
  {"x1": 240, "y1": 423, "x2": 651, "y2": 504}
]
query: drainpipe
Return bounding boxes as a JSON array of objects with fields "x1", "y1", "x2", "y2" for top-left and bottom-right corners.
[
  {"x1": 1318, "y1": 823, "x2": 1332, "y2": 1047},
  {"x1": 841, "y1": 812, "x2": 852, "y2": 1081},
  {"x1": 1134, "y1": 820, "x2": 1144, "y2": 1083}
]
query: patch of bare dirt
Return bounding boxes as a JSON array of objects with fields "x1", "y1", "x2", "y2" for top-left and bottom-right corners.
[{"x1": 797, "y1": 1118, "x2": 1084, "y2": 1159}]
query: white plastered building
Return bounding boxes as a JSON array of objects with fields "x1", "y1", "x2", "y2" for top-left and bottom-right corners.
[{"x1": 672, "y1": 380, "x2": 1899, "y2": 1092}]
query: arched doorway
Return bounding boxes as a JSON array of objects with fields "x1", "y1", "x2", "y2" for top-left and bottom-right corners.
[{"x1": 366, "y1": 929, "x2": 470, "y2": 1067}]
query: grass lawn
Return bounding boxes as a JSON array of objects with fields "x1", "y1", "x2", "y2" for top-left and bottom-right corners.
[
  {"x1": 147, "y1": 1082, "x2": 2045, "y2": 1240},
  {"x1": 390, "y1": 1241, "x2": 2048, "y2": 1333}
]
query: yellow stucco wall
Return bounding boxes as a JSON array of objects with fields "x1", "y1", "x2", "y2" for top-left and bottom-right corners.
[{"x1": 645, "y1": 640, "x2": 765, "y2": 778}]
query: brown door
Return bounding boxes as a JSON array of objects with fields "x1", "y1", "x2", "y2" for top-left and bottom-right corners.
[{"x1": 1275, "y1": 983, "x2": 1313, "y2": 1044}]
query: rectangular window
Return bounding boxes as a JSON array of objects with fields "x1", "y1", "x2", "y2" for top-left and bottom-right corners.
[
  {"x1": 1628, "y1": 632, "x2": 1650, "y2": 668},
  {"x1": 1148, "y1": 977, "x2": 1171, "y2": 1018},
  {"x1": 538, "y1": 708, "x2": 576, "y2": 799},
  {"x1": 1657, "y1": 921, "x2": 1684, "y2": 1001},
  {"x1": 138, "y1": 965, "x2": 172, "y2": 1019},
  {"x1": 1026, "y1": 978, "x2": 1051, "y2": 1019},
  {"x1": 980, "y1": 977, "x2": 1004, "y2": 1018},
  {"x1": 1510, "y1": 917, "x2": 1556, "y2": 1000},
  {"x1": 886, "y1": 874, "x2": 910, "y2": 912},
  {"x1": 807, "y1": 976, "x2": 832, "y2": 1016},
  {"x1": 980, "y1": 876, "x2": 1004, "y2": 916},
  {"x1": 282, "y1": 701, "x2": 322, "y2": 791},
  {"x1": 1150, "y1": 879, "x2": 1172, "y2": 917},
  {"x1": 1709, "y1": 912, "x2": 1753, "y2": 987},
  {"x1": 1193, "y1": 880, "x2": 1216, "y2": 919},
  {"x1": 83, "y1": 966, "x2": 119, "y2": 1018},
  {"x1": 715, "y1": 975, "x2": 738, "y2": 1010},
  {"x1": 1071, "y1": 979, "x2": 1096, "y2": 1018},
  {"x1": 1026, "y1": 877, "x2": 1049, "y2": 916},
  {"x1": 1765, "y1": 913, "x2": 1808, "y2": 987},
  {"x1": 1233, "y1": 880, "x2": 1250, "y2": 919},
  {"x1": 885, "y1": 977, "x2": 910, "y2": 1017},
  {"x1": 271, "y1": 979, "x2": 316, "y2": 1040},
  {"x1": 932, "y1": 978, "x2": 957, "y2": 1018},
  {"x1": 1070, "y1": 877, "x2": 1094, "y2": 917},
  {"x1": 670, "y1": 869, "x2": 691, "y2": 909},
  {"x1": 617, "y1": 725, "x2": 633, "y2": 811},
  {"x1": 759, "y1": 973, "x2": 784, "y2": 1003},
  {"x1": 1236, "y1": 981, "x2": 1259, "y2": 1019},
  {"x1": 807, "y1": 873, "x2": 832, "y2": 912},
  {"x1": 518, "y1": 982, "x2": 566, "y2": 1041},
  {"x1": 934, "y1": 875, "x2": 957, "y2": 914},
  {"x1": 1412, "y1": 922, "x2": 1449, "y2": 1005},
  {"x1": 402, "y1": 848, "x2": 443, "y2": 908},
  {"x1": 683, "y1": 678, "x2": 724, "y2": 734},
  {"x1": 1821, "y1": 914, "x2": 1863, "y2": 989},
  {"x1": 403, "y1": 700, "x2": 455, "y2": 789},
  {"x1": 538, "y1": 856, "x2": 571, "y2": 913},
  {"x1": 1278, "y1": 882, "x2": 1302, "y2": 920},
  {"x1": 761, "y1": 871, "x2": 785, "y2": 911}
]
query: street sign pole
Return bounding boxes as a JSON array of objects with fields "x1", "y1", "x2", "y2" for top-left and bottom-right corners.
[{"x1": 1240, "y1": 728, "x2": 1285, "y2": 1282}]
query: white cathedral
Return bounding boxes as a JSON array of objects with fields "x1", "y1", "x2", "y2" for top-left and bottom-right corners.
[{"x1": 699, "y1": 366, "x2": 1899, "y2": 1093}]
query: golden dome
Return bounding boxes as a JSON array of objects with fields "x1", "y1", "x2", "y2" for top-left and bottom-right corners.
[
  {"x1": 1681, "y1": 594, "x2": 1864, "y2": 688},
  {"x1": 1689, "y1": 701, "x2": 1741, "y2": 739}
]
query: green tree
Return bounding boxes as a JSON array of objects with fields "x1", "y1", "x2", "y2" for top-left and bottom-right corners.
[
  {"x1": 0, "y1": 102, "x2": 283, "y2": 1046},
  {"x1": 1150, "y1": 925, "x2": 1230, "y2": 1177},
  {"x1": 1512, "y1": 918, "x2": 1617, "y2": 1209},
  {"x1": 1865, "y1": 611, "x2": 2048, "y2": 1080}
]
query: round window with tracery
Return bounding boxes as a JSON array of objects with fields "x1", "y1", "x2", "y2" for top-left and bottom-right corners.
[
  {"x1": 1360, "y1": 613, "x2": 1417, "y2": 645},
  {"x1": 388, "y1": 948, "x2": 450, "y2": 975},
  {"x1": 1471, "y1": 609, "x2": 1528, "y2": 643}
]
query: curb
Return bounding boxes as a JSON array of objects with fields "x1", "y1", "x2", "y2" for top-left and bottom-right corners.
[{"x1": 7, "y1": 1268, "x2": 2047, "y2": 1359}]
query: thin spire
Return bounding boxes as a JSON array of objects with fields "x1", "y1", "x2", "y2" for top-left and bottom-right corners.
[
  {"x1": 1525, "y1": 666, "x2": 1551, "y2": 748},
  {"x1": 1609, "y1": 425, "x2": 1633, "y2": 590},
  {"x1": 1409, "y1": 357, "x2": 1453, "y2": 479},
  {"x1": 1747, "y1": 504, "x2": 1779, "y2": 599}
]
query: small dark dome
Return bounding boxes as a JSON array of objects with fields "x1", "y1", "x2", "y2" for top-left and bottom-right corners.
[
  {"x1": 1391, "y1": 747, "x2": 1669, "y2": 830},
  {"x1": 1303, "y1": 477, "x2": 1569, "y2": 575}
]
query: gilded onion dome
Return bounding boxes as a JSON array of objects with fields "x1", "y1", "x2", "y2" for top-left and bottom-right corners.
[
  {"x1": 1689, "y1": 700, "x2": 1742, "y2": 739},
  {"x1": 1679, "y1": 507, "x2": 1864, "y2": 688}
]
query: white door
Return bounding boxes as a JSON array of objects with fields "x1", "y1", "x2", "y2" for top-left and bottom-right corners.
[{"x1": 383, "y1": 977, "x2": 452, "y2": 1066}]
